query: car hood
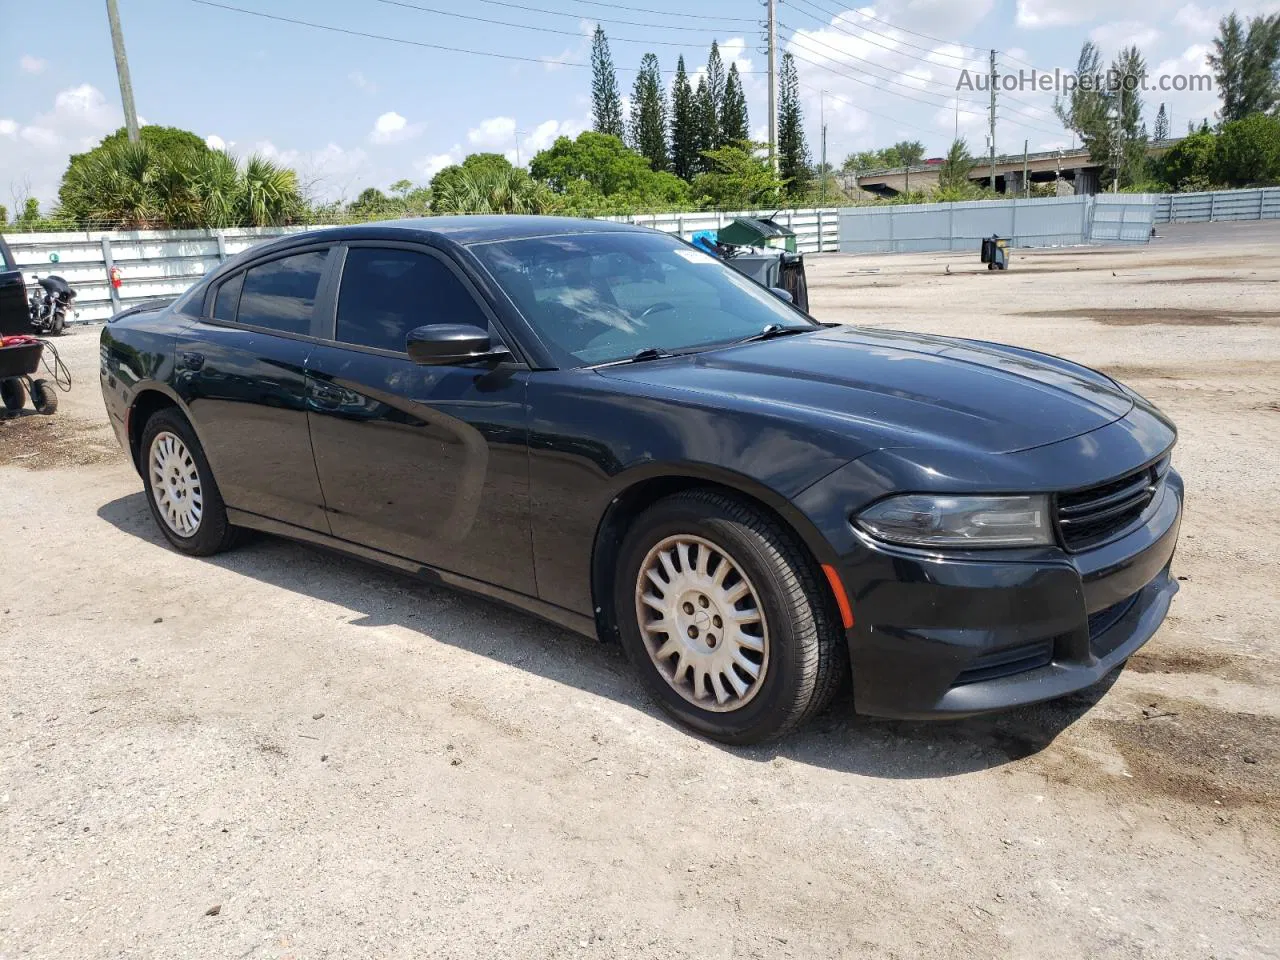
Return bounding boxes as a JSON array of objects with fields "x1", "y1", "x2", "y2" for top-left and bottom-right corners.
[{"x1": 598, "y1": 326, "x2": 1134, "y2": 456}]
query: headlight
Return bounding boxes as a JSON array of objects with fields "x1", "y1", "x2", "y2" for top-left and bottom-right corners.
[{"x1": 855, "y1": 494, "x2": 1053, "y2": 548}]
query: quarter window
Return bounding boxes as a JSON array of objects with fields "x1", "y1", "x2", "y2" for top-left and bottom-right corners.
[
  {"x1": 211, "y1": 273, "x2": 243, "y2": 322},
  {"x1": 335, "y1": 247, "x2": 489, "y2": 353},
  {"x1": 236, "y1": 250, "x2": 328, "y2": 335}
]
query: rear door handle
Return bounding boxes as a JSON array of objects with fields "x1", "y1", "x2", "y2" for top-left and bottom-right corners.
[{"x1": 179, "y1": 351, "x2": 205, "y2": 371}]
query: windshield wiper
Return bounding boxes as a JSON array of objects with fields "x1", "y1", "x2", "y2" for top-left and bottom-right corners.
[
  {"x1": 731, "y1": 323, "x2": 814, "y2": 345},
  {"x1": 593, "y1": 346, "x2": 678, "y2": 367}
]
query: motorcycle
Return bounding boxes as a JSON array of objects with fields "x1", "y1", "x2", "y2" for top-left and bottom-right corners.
[{"x1": 28, "y1": 274, "x2": 76, "y2": 336}]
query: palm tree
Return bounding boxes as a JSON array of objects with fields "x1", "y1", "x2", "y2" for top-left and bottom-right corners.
[
  {"x1": 61, "y1": 140, "x2": 165, "y2": 228},
  {"x1": 238, "y1": 154, "x2": 302, "y2": 226},
  {"x1": 432, "y1": 166, "x2": 553, "y2": 215},
  {"x1": 58, "y1": 139, "x2": 306, "y2": 228},
  {"x1": 186, "y1": 149, "x2": 242, "y2": 228}
]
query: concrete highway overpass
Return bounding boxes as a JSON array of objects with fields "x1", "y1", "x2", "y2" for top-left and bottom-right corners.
[{"x1": 854, "y1": 139, "x2": 1181, "y2": 197}]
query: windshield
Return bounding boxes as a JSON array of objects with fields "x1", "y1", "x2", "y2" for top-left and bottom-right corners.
[{"x1": 469, "y1": 231, "x2": 815, "y2": 366}]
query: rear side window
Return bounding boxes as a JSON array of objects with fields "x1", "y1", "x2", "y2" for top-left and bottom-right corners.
[
  {"x1": 212, "y1": 273, "x2": 243, "y2": 321},
  {"x1": 237, "y1": 250, "x2": 328, "y2": 335},
  {"x1": 335, "y1": 247, "x2": 489, "y2": 353}
]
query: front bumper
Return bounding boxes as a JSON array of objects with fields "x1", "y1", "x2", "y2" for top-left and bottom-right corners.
[{"x1": 835, "y1": 471, "x2": 1183, "y2": 719}]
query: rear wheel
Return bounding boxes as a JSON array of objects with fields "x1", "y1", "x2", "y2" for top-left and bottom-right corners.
[
  {"x1": 140, "y1": 408, "x2": 238, "y2": 556},
  {"x1": 1, "y1": 379, "x2": 24, "y2": 413},
  {"x1": 30, "y1": 379, "x2": 57, "y2": 415},
  {"x1": 614, "y1": 490, "x2": 846, "y2": 744}
]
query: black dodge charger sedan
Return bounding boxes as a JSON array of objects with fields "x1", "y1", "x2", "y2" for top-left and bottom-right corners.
[{"x1": 99, "y1": 217, "x2": 1182, "y2": 743}]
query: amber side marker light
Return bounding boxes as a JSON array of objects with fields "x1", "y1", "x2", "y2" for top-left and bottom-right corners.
[{"x1": 821, "y1": 564, "x2": 855, "y2": 629}]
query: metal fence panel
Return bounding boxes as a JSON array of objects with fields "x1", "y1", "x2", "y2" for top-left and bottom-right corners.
[
  {"x1": 7, "y1": 212, "x2": 842, "y2": 325},
  {"x1": 838, "y1": 195, "x2": 1156, "y2": 254},
  {"x1": 1152, "y1": 187, "x2": 1280, "y2": 223}
]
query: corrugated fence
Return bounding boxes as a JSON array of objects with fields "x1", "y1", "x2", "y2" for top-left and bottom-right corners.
[
  {"x1": 1152, "y1": 187, "x2": 1280, "y2": 223},
  {"x1": 837, "y1": 194, "x2": 1159, "y2": 254},
  {"x1": 6, "y1": 208, "x2": 842, "y2": 324}
]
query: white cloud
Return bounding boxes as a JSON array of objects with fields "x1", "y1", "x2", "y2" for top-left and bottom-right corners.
[
  {"x1": 205, "y1": 134, "x2": 226, "y2": 150},
  {"x1": 540, "y1": 47, "x2": 581, "y2": 71},
  {"x1": 0, "y1": 118, "x2": 16, "y2": 137},
  {"x1": 467, "y1": 115, "x2": 517, "y2": 149},
  {"x1": 19, "y1": 55, "x2": 47, "y2": 74},
  {"x1": 349, "y1": 70, "x2": 377, "y2": 93},
  {"x1": 20, "y1": 126, "x2": 58, "y2": 147},
  {"x1": 1089, "y1": 21, "x2": 1161, "y2": 51},
  {"x1": 369, "y1": 110, "x2": 424, "y2": 145},
  {"x1": 1015, "y1": 0, "x2": 1193, "y2": 27},
  {"x1": 417, "y1": 149, "x2": 461, "y2": 179},
  {"x1": 54, "y1": 84, "x2": 116, "y2": 126}
]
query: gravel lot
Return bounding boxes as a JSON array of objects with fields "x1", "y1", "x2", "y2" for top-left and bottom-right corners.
[{"x1": 2, "y1": 221, "x2": 1278, "y2": 959}]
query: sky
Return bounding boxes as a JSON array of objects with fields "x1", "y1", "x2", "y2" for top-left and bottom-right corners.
[{"x1": 2, "y1": 0, "x2": 1277, "y2": 209}]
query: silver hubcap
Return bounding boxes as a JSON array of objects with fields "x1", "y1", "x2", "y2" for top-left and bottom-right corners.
[
  {"x1": 634, "y1": 535, "x2": 769, "y2": 712},
  {"x1": 149, "y1": 431, "x2": 203, "y2": 537}
]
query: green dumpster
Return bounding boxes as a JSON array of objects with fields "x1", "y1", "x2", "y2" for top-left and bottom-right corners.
[{"x1": 716, "y1": 217, "x2": 798, "y2": 253}]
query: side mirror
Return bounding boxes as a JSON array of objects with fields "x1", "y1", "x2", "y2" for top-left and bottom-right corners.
[
  {"x1": 406, "y1": 324, "x2": 507, "y2": 365},
  {"x1": 769, "y1": 286, "x2": 794, "y2": 304}
]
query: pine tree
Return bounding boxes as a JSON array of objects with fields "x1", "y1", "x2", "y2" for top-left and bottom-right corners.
[
  {"x1": 630, "y1": 53, "x2": 668, "y2": 171},
  {"x1": 694, "y1": 77, "x2": 715, "y2": 173},
  {"x1": 1240, "y1": 14, "x2": 1280, "y2": 118},
  {"x1": 591, "y1": 26, "x2": 624, "y2": 138},
  {"x1": 670, "y1": 56, "x2": 699, "y2": 182},
  {"x1": 1153, "y1": 103, "x2": 1169, "y2": 141},
  {"x1": 1111, "y1": 45, "x2": 1148, "y2": 186},
  {"x1": 1209, "y1": 13, "x2": 1247, "y2": 122},
  {"x1": 704, "y1": 41, "x2": 726, "y2": 148},
  {"x1": 720, "y1": 63, "x2": 749, "y2": 145},
  {"x1": 777, "y1": 52, "x2": 811, "y2": 198}
]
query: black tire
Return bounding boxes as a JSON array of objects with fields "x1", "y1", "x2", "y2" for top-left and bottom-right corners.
[
  {"x1": 613, "y1": 490, "x2": 847, "y2": 745},
  {"x1": 139, "y1": 408, "x2": 239, "y2": 556},
  {"x1": 30, "y1": 379, "x2": 58, "y2": 415},
  {"x1": 49, "y1": 311, "x2": 65, "y2": 336},
  {"x1": 1, "y1": 379, "x2": 24, "y2": 413}
]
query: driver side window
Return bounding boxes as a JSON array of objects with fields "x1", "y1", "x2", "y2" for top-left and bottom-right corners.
[{"x1": 335, "y1": 247, "x2": 491, "y2": 353}]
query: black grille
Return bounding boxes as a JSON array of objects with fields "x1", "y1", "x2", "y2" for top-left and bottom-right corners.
[
  {"x1": 1056, "y1": 457, "x2": 1169, "y2": 551},
  {"x1": 953, "y1": 640, "x2": 1054, "y2": 686}
]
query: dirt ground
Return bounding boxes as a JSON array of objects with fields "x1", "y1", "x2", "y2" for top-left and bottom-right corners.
[{"x1": 2, "y1": 221, "x2": 1278, "y2": 959}]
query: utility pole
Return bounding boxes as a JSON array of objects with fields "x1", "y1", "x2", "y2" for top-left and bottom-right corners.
[
  {"x1": 105, "y1": 0, "x2": 140, "y2": 143},
  {"x1": 988, "y1": 49, "x2": 997, "y2": 193},
  {"x1": 820, "y1": 91, "x2": 827, "y2": 205},
  {"x1": 766, "y1": 0, "x2": 778, "y2": 171},
  {"x1": 1022, "y1": 139, "x2": 1029, "y2": 198},
  {"x1": 514, "y1": 129, "x2": 527, "y2": 168}
]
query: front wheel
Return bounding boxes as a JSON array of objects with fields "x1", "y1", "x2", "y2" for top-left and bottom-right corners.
[
  {"x1": 140, "y1": 408, "x2": 239, "y2": 556},
  {"x1": 614, "y1": 490, "x2": 846, "y2": 744},
  {"x1": 1, "y1": 379, "x2": 24, "y2": 413}
]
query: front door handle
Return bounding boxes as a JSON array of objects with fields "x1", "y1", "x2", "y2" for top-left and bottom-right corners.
[{"x1": 179, "y1": 351, "x2": 205, "y2": 371}]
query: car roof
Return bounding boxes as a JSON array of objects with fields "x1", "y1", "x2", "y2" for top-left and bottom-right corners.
[{"x1": 252, "y1": 216, "x2": 654, "y2": 254}]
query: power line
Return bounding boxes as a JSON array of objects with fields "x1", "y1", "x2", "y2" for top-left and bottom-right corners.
[
  {"x1": 371, "y1": 0, "x2": 728, "y2": 48},
  {"x1": 786, "y1": 0, "x2": 986, "y2": 59},
  {"x1": 562, "y1": 0, "x2": 758, "y2": 21},
  {"x1": 803, "y1": 83, "x2": 938, "y2": 137},
  {"x1": 786, "y1": 46, "x2": 986, "y2": 117},
  {"x1": 465, "y1": 0, "x2": 735, "y2": 32},
  {"x1": 781, "y1": 23, "x2": 985, "y2": 99},
  {"x1": 784, "y1": 0, "x2": 1061, "y2": 132},
  {"x1": 783, "y1": 0, "x2": 979, "y2": 66},
  {"x1": 788, "y1": 32, "x2": 1064, "y2": 133},
  {"x1": 186, "y1": 0, "x2": 761, "y2": 72}
]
